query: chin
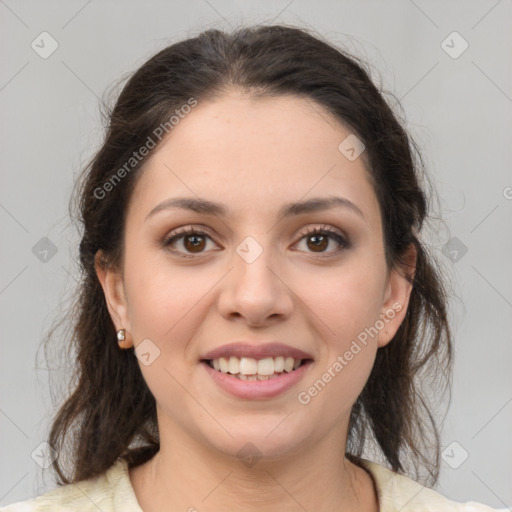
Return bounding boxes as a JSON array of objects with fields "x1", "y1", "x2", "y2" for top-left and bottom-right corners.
[{"x1": 202, "y1": 421, "x2": 311, "y2": 463}]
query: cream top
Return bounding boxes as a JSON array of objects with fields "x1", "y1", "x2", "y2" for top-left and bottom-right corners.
[{"x1": 0, "y1": 458, "x2": 500, "y2": 511}]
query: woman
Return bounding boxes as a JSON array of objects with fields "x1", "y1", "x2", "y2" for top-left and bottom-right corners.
[{"x1": 1, "y1": 24, "x2": 499, "y2": 511}]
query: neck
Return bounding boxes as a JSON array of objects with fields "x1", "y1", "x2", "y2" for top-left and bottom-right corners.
[{"x1": 130, "y1": 419, "x2": 378, "y2": 512}]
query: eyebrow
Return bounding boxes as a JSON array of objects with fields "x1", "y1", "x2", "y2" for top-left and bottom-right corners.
[{"x1": 146, "y1": 195, "x2": 365, "y2": 222}]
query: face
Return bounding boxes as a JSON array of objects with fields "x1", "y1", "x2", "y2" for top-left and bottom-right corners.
[{"x1": 97, "y1": 91, "x2": 414, "y2": 461}]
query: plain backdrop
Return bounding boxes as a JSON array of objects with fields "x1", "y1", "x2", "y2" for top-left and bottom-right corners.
[{"x1": 1, "y1": 0, "x2": 511, "y2": 509}]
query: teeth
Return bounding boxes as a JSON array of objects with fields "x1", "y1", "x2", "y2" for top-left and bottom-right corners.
[
  {"x1": 228, "y1": 357, "x2": 239, "y2": 374},
  {"x1": 219, "y1": 357, "x2": 229, "y2": 373},
  {"x1": 208, "y1": 355, "x2": 304, "y2": 377},
  {"x1": 257, "y1": 357, "x2": 274, "y2": 375},
  {"x1": 239, "y1": 357, "x2": 258, "y2": 375}
]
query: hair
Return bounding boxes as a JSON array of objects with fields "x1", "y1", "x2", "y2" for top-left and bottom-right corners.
[{"x1": 44, "y1": 23, "x2": 452, "y2": 487}]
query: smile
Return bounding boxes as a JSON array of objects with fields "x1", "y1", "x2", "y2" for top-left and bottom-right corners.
[
  {"x1": 201, "y1": 357, "x2": 313, "y2": 399},
  {"x1": 205, "y1": 356, "x2": 307, "y2": 380}
]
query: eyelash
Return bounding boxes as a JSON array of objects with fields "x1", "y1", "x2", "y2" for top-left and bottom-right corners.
[{"x1": 162, "y1": 224, "x2": 350, "y2": 259}]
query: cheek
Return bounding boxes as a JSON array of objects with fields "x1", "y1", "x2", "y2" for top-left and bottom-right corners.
[
  {"x1": 123, "y1": 253, "x2": 209, "y2": 345},
  {"x1": 298, "y1": 276, "x2": 381, "y2": 416},
  {"x1": 123, "y1": 263, "x2": 214, "y2": 410},
  {"x1": 294, "y1": 260, "x2": 386, "y2": 406},
  {"x1": 312, "y1": 347, "x2": 377, "y2": 423},
  {"x1": 298, "y1": 260, "x2": 387, "y2": 343}
]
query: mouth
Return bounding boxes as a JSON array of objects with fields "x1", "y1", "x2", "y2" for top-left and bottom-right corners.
[
  {"x1": 200, "y1": 356, "x2": 313, "y2": 380},
  {"x1": 199, "y1": 342, "x2": 314, "y2": 399}
]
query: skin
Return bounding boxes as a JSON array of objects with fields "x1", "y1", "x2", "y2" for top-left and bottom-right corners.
[{"x1": 96, "y1": 90, "x2": 416, "y2": 512}]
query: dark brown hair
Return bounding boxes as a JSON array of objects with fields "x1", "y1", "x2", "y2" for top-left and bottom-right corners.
[{"x1": 44, "y1": 23, "x2": 452, "y2": 487}]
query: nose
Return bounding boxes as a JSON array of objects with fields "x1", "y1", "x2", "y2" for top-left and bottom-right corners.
[{"x1": 217, "y1": 238, "x2": 294, "y2": 327}]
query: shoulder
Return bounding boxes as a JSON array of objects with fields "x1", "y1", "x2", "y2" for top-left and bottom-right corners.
[
  {"x1": 360, "y1": 459, "x2": 500, "y2": 512},
  {"x1": 0, "y1": 459, "x2": 142, "y2": 512}
]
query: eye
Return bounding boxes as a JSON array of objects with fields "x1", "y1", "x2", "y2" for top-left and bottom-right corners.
[
  {"x1": 294, "y1": 225, "x2": 349, "y2": 257},
  {"x1": 162, "y1": 226, "x2": 218, "y2": 258},
  {"x1": 162, "y1": 224, "x2": 350, "y2": 259}
]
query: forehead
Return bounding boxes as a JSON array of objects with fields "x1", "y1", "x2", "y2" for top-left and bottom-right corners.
[{"x1": 128, "y1": 92, "x2": 380, "y2": 225}]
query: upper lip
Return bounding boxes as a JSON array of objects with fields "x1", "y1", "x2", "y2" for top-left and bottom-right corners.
[{"x1": 200, "y1": 342, "x2": 314, "y2": 361}]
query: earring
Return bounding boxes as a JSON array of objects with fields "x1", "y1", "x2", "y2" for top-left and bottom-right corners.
[{"x1": 117, "y1": 329, "x2": 126, "y2": 345}]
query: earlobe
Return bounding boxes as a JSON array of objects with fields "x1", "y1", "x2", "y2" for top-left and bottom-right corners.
[
  {"x1": 377, "y1": 243, "x2": 417, "y2": 348},
  {"x1": 94, "y1": 251, "x2": 133, "y2": 348}
]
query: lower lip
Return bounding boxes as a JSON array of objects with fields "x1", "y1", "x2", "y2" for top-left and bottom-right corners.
[{"x1": 201, "y1": 360, "x2": 313, "y2": 399}]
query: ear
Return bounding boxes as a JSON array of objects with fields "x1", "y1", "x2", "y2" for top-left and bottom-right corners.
[
  {"x1": 94, "y1": 250, "x2": 133, "y2": 349},
  {"x1": 377, "y1": 243, "x2": 417, "y2": 348}
]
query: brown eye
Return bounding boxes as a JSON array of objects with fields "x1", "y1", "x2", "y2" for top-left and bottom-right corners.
[
  {"x1": 163, "y1": 228, "x2": 217, "y2": 257},
  {"x1": 296, "y1": 226, "x2": 349, "y2": 256},
  {"x1": 182, "y1": 233, "x2": 207, "y2": 252},
  {"x1": 306, "y1": 233, "x2": 329, "y2": 252}
]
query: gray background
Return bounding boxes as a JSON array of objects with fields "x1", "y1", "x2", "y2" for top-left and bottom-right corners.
[{"x1": 1, "y1": 0, "x2": 511, "y2": 509}]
